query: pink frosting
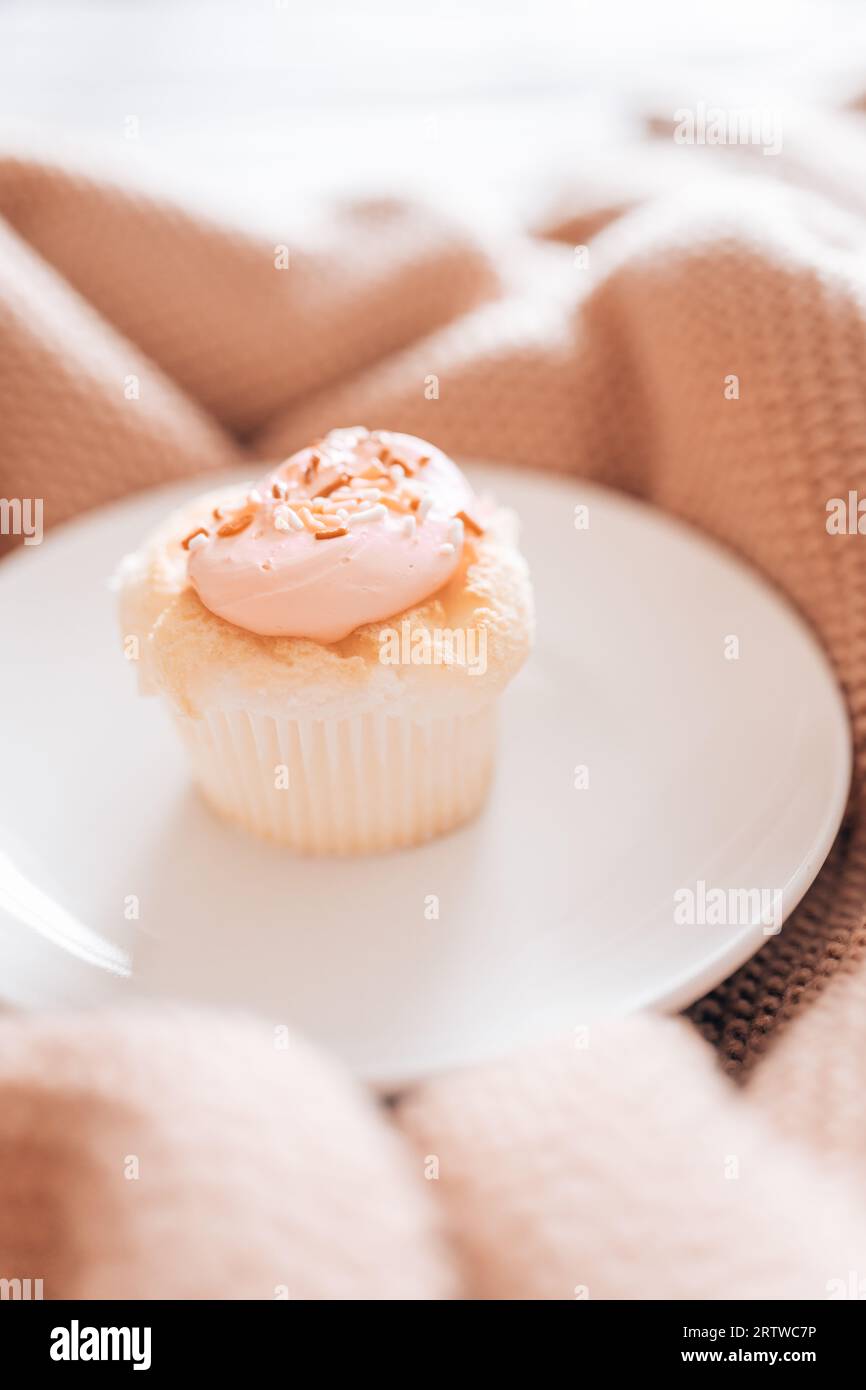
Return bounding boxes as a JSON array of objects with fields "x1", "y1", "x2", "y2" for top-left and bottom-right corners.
[{"x1": 187, "y1": 429, "x2": 477, "y2": 643}]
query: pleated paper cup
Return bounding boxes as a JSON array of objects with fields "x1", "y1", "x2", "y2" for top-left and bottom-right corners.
[{"x1": 170, "y1": 699, "x2": 498, "y2": 853}]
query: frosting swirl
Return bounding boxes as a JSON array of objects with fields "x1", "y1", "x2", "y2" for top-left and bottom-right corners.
[{"x1": 187, "y1": 428, "x2": 479, "y2": 643}]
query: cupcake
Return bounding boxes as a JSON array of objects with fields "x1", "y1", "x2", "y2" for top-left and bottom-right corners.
[{"x1": 117, "y1": 428, "x2": 533, "y2": 854}]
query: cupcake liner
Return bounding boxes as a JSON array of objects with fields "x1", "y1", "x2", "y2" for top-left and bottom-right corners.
[{"x1": 170, "y1": 700, "x2": 498, "y2": 854}]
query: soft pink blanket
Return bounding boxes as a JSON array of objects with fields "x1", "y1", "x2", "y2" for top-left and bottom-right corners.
[{"x1": 2, "y1": 102, "x2": 866, "y2": 1297}]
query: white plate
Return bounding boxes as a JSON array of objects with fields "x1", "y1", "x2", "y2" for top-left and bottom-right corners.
[{"x1": 0, "y1": 465, "x2": 851, "y2": 1086}]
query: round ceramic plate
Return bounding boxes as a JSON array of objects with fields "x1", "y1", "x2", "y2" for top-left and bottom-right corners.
[{"x1": 0, "y1": 465, "x2": 851, "y2": 1086}]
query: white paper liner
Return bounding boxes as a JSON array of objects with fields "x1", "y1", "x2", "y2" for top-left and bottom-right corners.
[{"x1": 170, "y1": 701, "x2": 498, "y2": 853}]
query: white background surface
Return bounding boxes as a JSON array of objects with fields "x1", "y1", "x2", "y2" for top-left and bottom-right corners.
[{"x1": 0, "y1": 0, "x2": 861, "y2": 231}]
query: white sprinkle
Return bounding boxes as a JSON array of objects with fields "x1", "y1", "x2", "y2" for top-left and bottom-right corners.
[
  {"x1": 319, "y1": 446, "x2": 351, "y2": 470},
  {"x1": 299, "y1": 506, "x2": 325, "y2": 531},
  {"x1": 274, "y1": 515, "x2": 289, "y2": 532},
  {"x1": 448, "y1": 518, "x2": 464, "y2": 547},
  {"x1": 350, "y1": 486, "x2": 382, "y2": 501},
  {"x1": 187, "y1": 532, "x2": 208, "y2": 551},
  {"x1": 417, "y1": 495, "x2": 433, "y2": 521},
  {"x1": 389, "y1": 465, "x2": 404, "y2": 484},
  {"x1": 348, "y1": 504, "x2": 386, "y2": 526},
  {"x1": 438, "y1": 542, "x2": 455, "y2": 557},
  {"x1": 248, "y1": 488, "x2": 263, "y2": 504},
  {"x1": 285, "y1": 507, "x2": 304, "y2": 531},
  {"x1": 336, "y1": 509, "x2": 349, "y2": 524},
  {"x1": 400, "y1": 514, "x2": 416, "y2": 539},
  {"x1": 328, "y1": 426, "x2": 368, "y2": 447}
]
